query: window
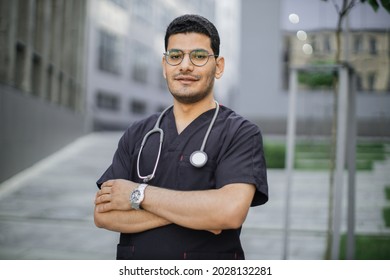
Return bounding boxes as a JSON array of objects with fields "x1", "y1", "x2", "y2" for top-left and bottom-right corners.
[
  {"x1": 98, "y1": 29, "x2": 122, "y2": 74},
  {"x1": 46, "y1": 64, "x2": 54, "y2": 101},
  {"x1": 310, "y1": 35, "x2": 317, "y2": 52},
  {"x1": 15, "y1": 41, "x2": 26, "y2": 89},
  {"x1": 31, "y1": 53, "x2": 42, "y2": 96},
  {"x1": 369, "y1": 37, "x2": 377, "y2": 55},
  {"x1": 323, "y1": 34, "x2": 331, "y2": 53},
  {"x1": 131, "y1": 43, "x2": 149, "y2": 84},
  {"x1": 356, "y1": 74, "x2": 363, "y2": 91},
  {"x1": 130, "y1": 99, "x2": 146, "y2": 114},
  {"x1": 353, "y1": 35, "x2": 363, "y2": 53},
  {"x1": 367, "y1": 72, "x2": 376, "y2": 91},
  {"x1": 96, "y1": 91, "x2": 120, "y2": 111}
]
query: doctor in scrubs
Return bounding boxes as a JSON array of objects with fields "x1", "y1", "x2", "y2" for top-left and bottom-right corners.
[{"x1": 94, "y1": 14, "x2": 268, "y2": 260}]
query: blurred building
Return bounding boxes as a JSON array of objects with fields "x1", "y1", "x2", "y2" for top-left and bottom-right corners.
[
  {"x1": 86, "y1": 0, "x2": 218, "y2": 130},
  {"x1": 286, "y1": 28, "x2": 390, "y2": 92},
  {"x1": 0, "y1": 0, "x2": 88, "y2": 182},
  {"x1": 236, "y1": 0, "x2": 390, "y2": 137}
]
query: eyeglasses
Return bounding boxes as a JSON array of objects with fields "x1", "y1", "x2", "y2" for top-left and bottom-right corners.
[{"x1": 163, "y1": 49, "x2": 217, "y2": 67}]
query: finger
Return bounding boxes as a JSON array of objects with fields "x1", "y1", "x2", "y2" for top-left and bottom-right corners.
[
  {"x1": 95, "y1": 193, "x2": 111, "y2": 204},
  {"x1": 97, "y1": 202, "x2": 112, "y2": 213},
  {"x1": 101, "y1": 180, "x2": 115, "y2": 188},
  {"x1": 99, "y1": 186, "x2": 113, "y2": 196}
]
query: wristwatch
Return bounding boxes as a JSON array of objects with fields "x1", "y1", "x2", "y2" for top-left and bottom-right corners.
[{"x1": 130, "y1": 183, "x2": 148, "y2": 210}]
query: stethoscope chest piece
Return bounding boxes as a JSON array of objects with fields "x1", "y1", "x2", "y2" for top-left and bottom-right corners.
[
  {"x1": 137, "y1": 100, "x2": 219, "y2": 181},
  {"x1": 190, "y1": 150, "x2": 208, "y2": 168}
]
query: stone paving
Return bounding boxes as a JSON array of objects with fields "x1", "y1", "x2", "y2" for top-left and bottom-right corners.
[{"x1": 0, "y1": 132, "x2": 389, "y2": 260}]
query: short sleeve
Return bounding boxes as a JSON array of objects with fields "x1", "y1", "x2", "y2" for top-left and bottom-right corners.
[
  {"x1": 96, "y1": 131, "x2": 131, "y2": 189},
  {"x1": 215, "y1": 124, "x2": 268, "y2": 206}
]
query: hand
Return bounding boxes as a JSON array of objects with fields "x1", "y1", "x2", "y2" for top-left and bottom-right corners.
[{"x1": 95, "y1": 179, "x2": 138, "y2": 212}]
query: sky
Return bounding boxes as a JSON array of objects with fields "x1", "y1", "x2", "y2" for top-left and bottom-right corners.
[{"x1": 281, "y1": 0, "x2": 390, "y2": 31}]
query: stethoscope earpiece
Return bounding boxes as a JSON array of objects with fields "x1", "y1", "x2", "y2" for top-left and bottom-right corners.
[{"x1": 190, "y1": 150, "x2": 208, "y2": 168}]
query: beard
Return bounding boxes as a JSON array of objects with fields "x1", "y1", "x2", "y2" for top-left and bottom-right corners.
[
  {"x1": 167, "y1": 69, "x2": 216, "y2": 105},
  {"x1": 169, "y1": 80, "x2": 214, "y2": 104}
]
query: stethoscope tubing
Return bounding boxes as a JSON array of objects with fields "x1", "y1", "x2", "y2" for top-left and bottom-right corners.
[{"x1": 137, "y1": 101, "x2": 219, "y2": 182}]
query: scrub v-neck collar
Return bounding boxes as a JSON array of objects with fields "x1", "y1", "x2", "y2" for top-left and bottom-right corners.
[{"x1": 164, "y1": 107, "x2": 217, "y2": 151}]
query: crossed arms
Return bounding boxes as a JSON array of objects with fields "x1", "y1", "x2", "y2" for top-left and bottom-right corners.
[{"x1": 94, "y1": 179, "x2": 256, "y2": 234}]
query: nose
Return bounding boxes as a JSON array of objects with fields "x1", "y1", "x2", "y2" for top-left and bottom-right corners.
[{"x1": 179, "y1": 53, "x2": 194, "y2": 71}]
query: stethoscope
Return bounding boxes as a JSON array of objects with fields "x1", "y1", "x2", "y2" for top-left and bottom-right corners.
[{"x1": 137, "y1": 100, "x2": 220, "y2": 183}]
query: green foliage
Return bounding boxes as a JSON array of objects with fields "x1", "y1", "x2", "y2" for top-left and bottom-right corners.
[
  {"x1": 298, "y1": 71, "x2": 334, "y2": 89},
  {"x1": 339, "y1": 234, "x2": 390, "y2": 259},
  {"x1": 321, "y1": 0, "x2": 390, "y2": 15},
  {"x1": 362, "y1": 0, "x2": 390, "y2": 13},
  {"x1": 385, "y1": 185, "x2": 390, "y2": 200},
  {"x1": 298, "y1": 61, "x2": 335, "y2": 89},
  {"x1": 263, "y1": 142, "x2": 285, "y2": 169},
  {"x1": 294, "y1": 141, "x2": 386, "y2": 170},
  {"x1": 383, "y1": 207, "x2": 390, "y2": 227},
  {"x1": 264, "y1": 140, "x2": 388, "y2": 170},
  {"x1": 384, "y1": 186, "x2": 390, "y2": 228}
]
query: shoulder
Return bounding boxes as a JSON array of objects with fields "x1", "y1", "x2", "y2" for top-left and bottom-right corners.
[
  {"x1": 218, "y1": 105, "x2": 262, "y2": 137},
  {"x1": 120, "y1": 113, "x2": 160, "y2": 143}
]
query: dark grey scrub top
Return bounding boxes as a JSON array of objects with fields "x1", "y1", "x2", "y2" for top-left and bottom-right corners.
[{"x1": 97, "y1": 105, "x2": 268, "y2": 260}]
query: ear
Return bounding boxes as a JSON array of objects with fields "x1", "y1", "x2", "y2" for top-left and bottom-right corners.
[
  {"x1": 215, "y1": 56, "x2": 225, "y2": 79},
  {"x1": 162, "y1": 56, "x2": 167, "y2": 79}
]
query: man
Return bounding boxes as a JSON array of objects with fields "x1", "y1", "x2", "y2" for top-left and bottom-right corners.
[{"x1": 94, "y1": 14, "x2": 268, "y2": 260}]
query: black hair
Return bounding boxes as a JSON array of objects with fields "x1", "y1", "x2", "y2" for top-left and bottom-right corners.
[{"x1": 164, "y1": 14, "x2": 220, "y2": 57}]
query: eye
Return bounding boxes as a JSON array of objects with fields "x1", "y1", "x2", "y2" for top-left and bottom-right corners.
[
  {"x1": 191, "y1": 50, "x2": 208, "y2": 60},
  {"x1": 168, "y1": 51, "x2": 183, "y2": 60}
]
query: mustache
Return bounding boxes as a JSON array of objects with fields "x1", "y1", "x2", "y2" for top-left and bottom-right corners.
[{"x1": 173, "y1": 74, "x2": 201, "y2": 80}]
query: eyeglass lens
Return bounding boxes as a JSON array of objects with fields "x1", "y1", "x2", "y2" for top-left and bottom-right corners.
[{"x1": 165, "y1": 49, "x2": 212, "y2": 66}]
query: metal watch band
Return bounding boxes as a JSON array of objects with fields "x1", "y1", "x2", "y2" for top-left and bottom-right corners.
[{"x1": 130, "y1": 183, "x2": 148, "y2": 210}]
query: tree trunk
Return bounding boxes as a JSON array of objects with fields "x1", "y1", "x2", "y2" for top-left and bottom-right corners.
[{"x1": 324, "y1": 0, "x2": 346, "y2": 260}]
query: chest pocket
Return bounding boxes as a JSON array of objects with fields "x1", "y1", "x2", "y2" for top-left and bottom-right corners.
[{"x1": 177, "y1": 154, "x2": 216, "y2": 190}]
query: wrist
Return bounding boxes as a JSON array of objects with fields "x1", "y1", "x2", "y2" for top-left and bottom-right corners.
[{"x1": 130, "y1": 183, "x2": 148, "y2": 210}]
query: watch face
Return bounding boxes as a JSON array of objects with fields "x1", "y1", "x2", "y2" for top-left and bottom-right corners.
[{"x1": 131, "y1": 190, "x2": 141, "y2": 202}]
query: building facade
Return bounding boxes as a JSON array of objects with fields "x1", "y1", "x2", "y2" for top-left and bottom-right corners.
[
  {"x1": 286, "y1": 28, "x2": 390, "y2": 92},
  {"x1": 86, "y1": 0, "x2": 218, "y2": 130},
  {"x1": 0, "y1": 0, "x2": 87, "y2": 182}
]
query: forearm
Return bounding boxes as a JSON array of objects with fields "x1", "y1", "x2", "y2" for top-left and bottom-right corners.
[
  {"x1": 141, "y1": 183, "x2": 255, "y2": 231},
  {"x1": 94, "y1": 205, "x2": 171, "y2": 233},
  {"x1": 95, "y1": 179, "x2": 253, "y2": 233}
]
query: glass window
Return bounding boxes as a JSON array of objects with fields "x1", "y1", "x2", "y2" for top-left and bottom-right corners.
[
  {"x1": 369, "y1": 37, "x2": 377, "y2": 55},
  {"x1": 367, "y1": 72, "x2": 376, "y2": 91},
  {"x1": 31, "y1": 53, "x2": 41, "y2": 96},
  {"x1": 356, "y1": 74, "x2": 363, "y2": 91},
  {"x1": 353, "y1": 34, "x2": 363, "y2": 53},
  {"x1": 131, "y1": 43, "x2": 149, "y2": 84},
  {"x1": 98, "y1": 29, "x2": 122, "y2": 74},
  {"x1": 310, "y1": 35, "x2": 317, "y2": 52},
  {"x1": 323, "y1": 34, "x2": 331, "y2": 53},
  {"x1": 96, "y1": 91, "x2": 120, "y2": 111},
  {"x1": 130, "y1": 99, "x2": 146, "y2": 114}
]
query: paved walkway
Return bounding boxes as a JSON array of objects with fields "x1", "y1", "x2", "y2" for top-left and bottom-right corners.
[{"x1": 0, "y1": 132, "x2": 389, "y2": 260}]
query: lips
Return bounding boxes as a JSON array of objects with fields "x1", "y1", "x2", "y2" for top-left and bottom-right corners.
[{"x1": 174, "y1": 75, "x2": 200, "y2": 82}]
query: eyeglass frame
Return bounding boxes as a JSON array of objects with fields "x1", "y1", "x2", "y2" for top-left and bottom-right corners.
[{"x1": 163, "y1": 48, "x2": 218, "y2": 67}]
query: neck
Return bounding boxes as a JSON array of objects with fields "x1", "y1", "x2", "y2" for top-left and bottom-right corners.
[{"x1": 173, "y1": 97, "x2": 216, "y2": 134}]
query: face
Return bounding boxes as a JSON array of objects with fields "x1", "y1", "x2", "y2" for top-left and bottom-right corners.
[{"x1": 162, "y1": 33, "x2": 224, "y2": 104}]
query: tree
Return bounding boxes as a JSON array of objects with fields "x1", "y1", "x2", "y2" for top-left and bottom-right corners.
[{"x1": 320, "y1": 0, "x2": 390, "y2": 259}]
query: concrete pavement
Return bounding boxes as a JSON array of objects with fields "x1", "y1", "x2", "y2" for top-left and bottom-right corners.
[{"x1": 0, "y1": 132, "x2": 389, "y2": 260}]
